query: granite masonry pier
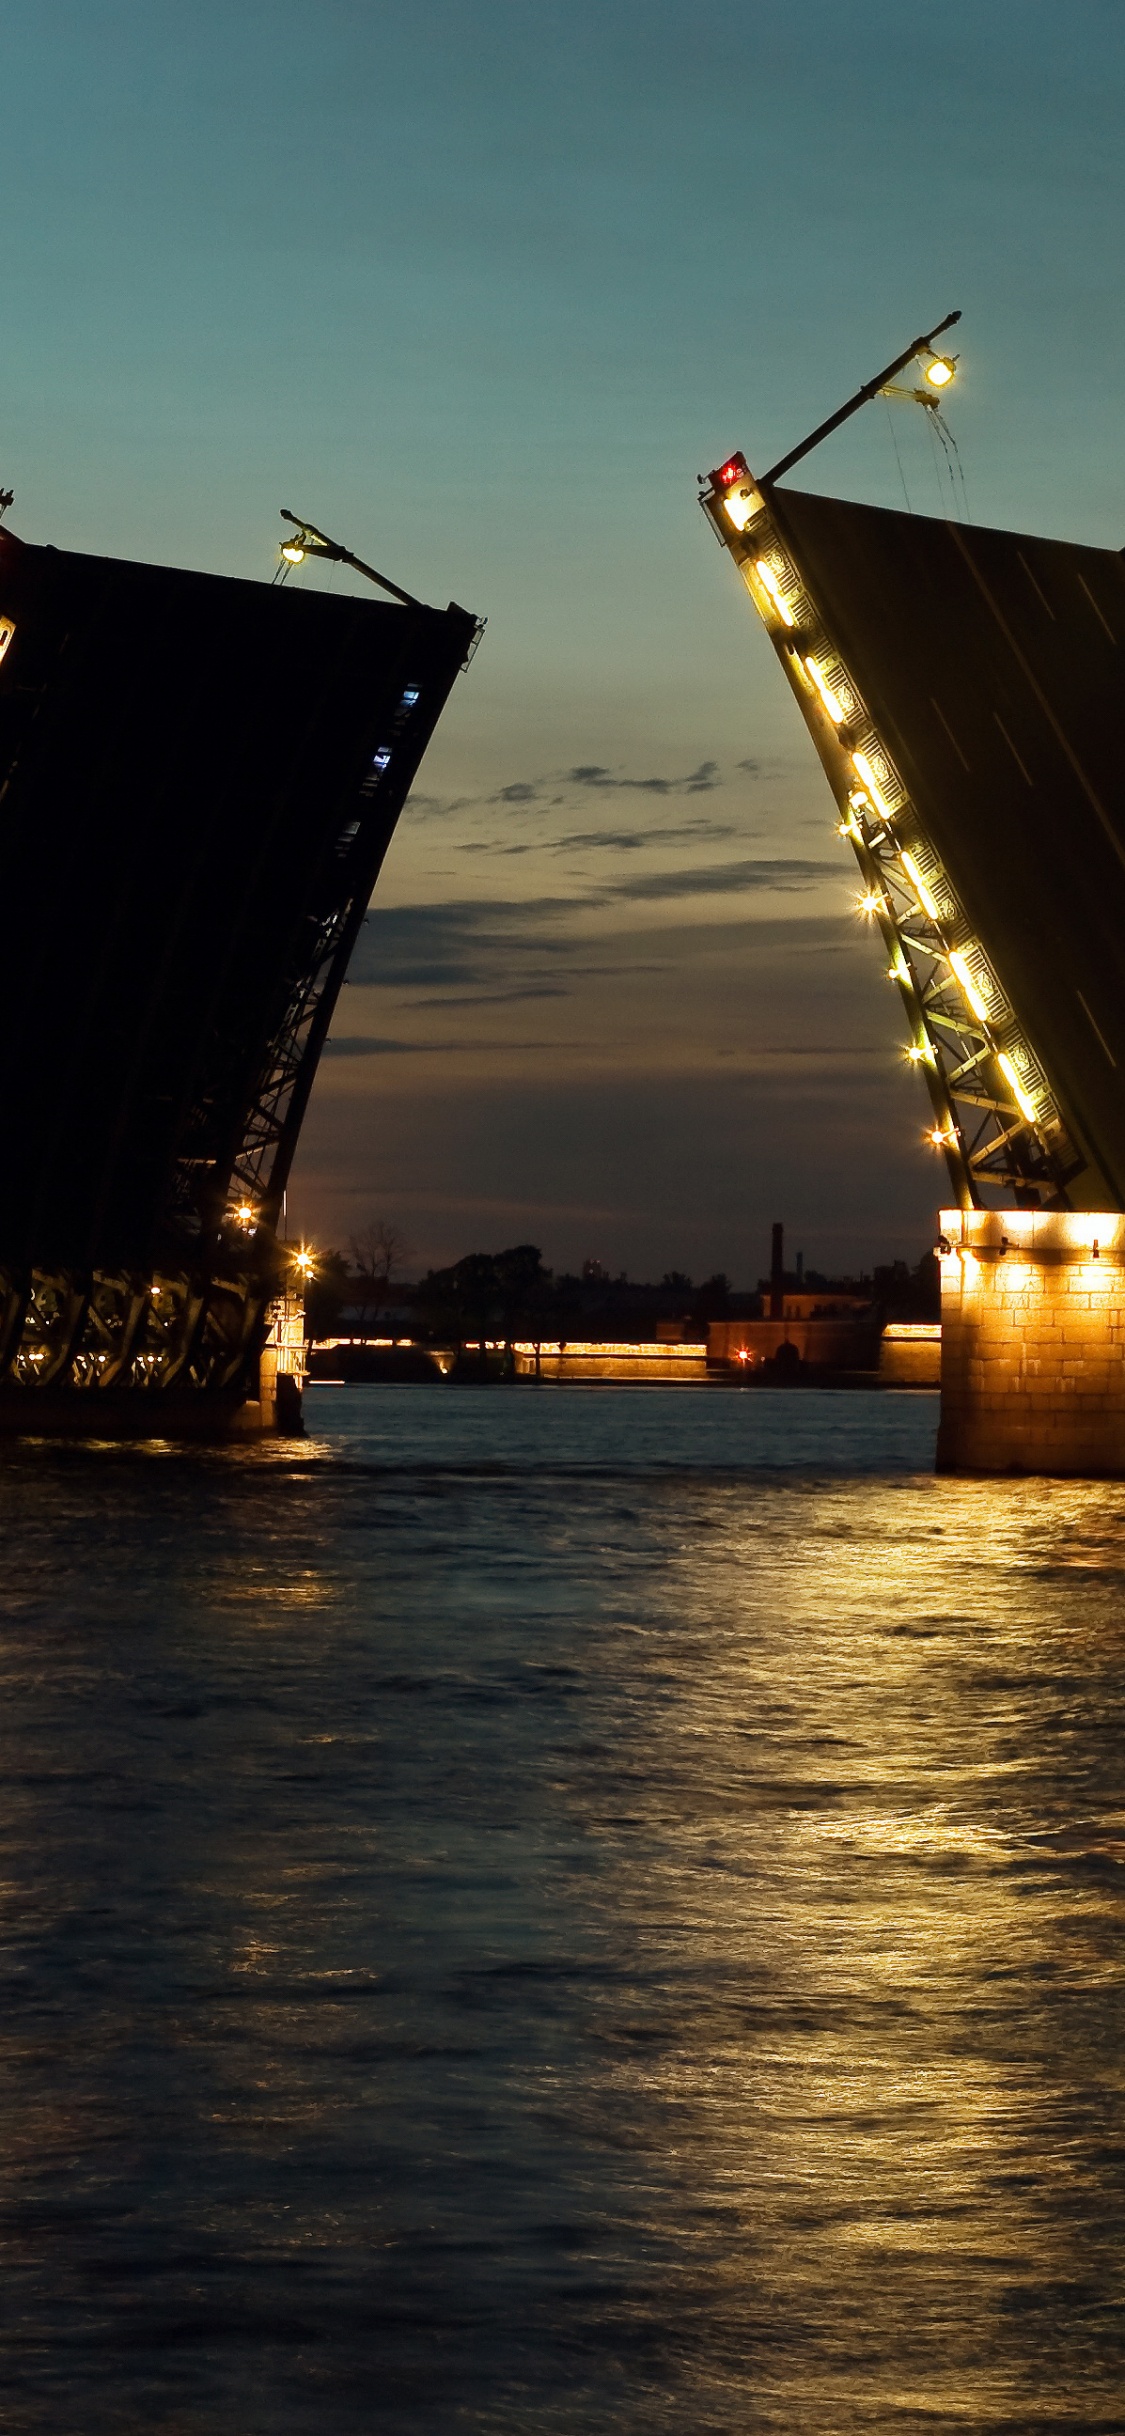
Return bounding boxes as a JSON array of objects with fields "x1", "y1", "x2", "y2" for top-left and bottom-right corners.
[{"x1": 938, "y1": 1208, "x2": 1125, "y2": 1475}]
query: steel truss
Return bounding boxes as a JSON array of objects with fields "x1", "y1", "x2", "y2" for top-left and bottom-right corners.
[
  {"x1": 168, "y1": 633, "x2": 483, "y2": 1258},
  {"x1": 0, "y1": 1264, "x2": 272, "y2": 1398},
  {"x1": 701, "y1": 469, "x2": 1083, "y2": 1210}
]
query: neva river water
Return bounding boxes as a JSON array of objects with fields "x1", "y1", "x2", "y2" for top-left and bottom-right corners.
[{"x1": 3, "y1": 1384, "x2": 1125, "y2": 2433}]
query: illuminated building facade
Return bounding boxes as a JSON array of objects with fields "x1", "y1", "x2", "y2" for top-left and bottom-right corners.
[{"x1": 0, "y1": 522, "x2": 479, "y2": 1433}]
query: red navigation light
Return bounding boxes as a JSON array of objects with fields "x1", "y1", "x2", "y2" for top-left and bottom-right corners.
[{"x1": 713, "y1": 452, "x2": 749, "y2": 491}]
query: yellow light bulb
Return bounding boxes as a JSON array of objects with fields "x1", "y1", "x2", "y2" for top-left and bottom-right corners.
[
  {"x1": 753, "y1": 559, "x2": 796, "y2": 627},
  {"x1": 998, "y1": 1051, "x2": 1036, "y2": 1124},
  {"x1": 948, "y1": 948, "x2": 989, "y2": 1024},
  {"x1": 900, "y1": 848, "x2": 940, "y2": 923},
  {"x1": 804, "y1": 658, "x2": 846, "y2": 724},
  {"x1": 724, "y1": 487, "x2": 757, "y2": 533},
  {"x1": 925, "y1": 356, "x2": 955, "y2": 388},
  {"x1": 851, "y1": 751, "x2": 896, "y2": 821},
  {"x1": 281, "y1": 542, "x2": 306, "y2": 564}
]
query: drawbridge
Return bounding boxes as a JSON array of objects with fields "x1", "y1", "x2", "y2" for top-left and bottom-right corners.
[
  {"x1": 0, "y1": 510, "x2": 480, "y2": 1432},
  {"x1": 700, "y1": 326, "x2": 1125, "y2": 1216}
]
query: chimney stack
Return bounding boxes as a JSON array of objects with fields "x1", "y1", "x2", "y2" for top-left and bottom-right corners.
[{"x1": 769, "y1": 1221, "x2": 784, "y2": 1320}]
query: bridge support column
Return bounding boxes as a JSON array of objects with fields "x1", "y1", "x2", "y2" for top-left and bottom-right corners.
[{"x1": 937, "y1": 1209, "x2": 1125, "y2": 1475}]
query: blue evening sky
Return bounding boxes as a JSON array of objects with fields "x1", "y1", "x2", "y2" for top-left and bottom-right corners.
[{"x1": 3, "y1": 0, "x2": 1122, "y2": 1274}]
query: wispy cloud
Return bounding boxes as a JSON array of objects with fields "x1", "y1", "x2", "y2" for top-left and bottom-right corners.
[
  {"x1": 407, "y1": 756, "x2": 756, "y2": 822},
  {"x1": 345, "y1": 871, "x2": 845, "y2": 1003},
  {"x1": 604, "y1": 856, "x2": 837, "y2": 903},
  {"x1": 409, "y1": 985, "x2": 570, "y2": 1008},
  {"x1": 324, "y1": 1036, "x2": 428, "y2": 1056},
  {"x1": 563, "y1": 759, "x2": 720, "y2": 795},
  {"x1": 323, "y1": 1033, "x2": 567, "y2": 1057},
  {"x1": 552, "y1": 816, "x2": 745, "y2": 852},
  {"x1": 458, "y1": 815, "x2": 749, "y2": 858}
]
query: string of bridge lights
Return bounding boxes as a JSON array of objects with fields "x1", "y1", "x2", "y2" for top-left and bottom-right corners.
[{"x1": 702, "y1": 318, "x2": 1068, "y2": 1201}]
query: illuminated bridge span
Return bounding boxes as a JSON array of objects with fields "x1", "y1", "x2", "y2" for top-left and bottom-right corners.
[
  {"x1": 0, "y1": 519, "x2": 479, "y2": 1433},
  {"x1": 700, "y1": 441, "x2": 1125, "y2": 1214}
]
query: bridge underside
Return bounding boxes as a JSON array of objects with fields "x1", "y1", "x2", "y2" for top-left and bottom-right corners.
[
  {"x1": 765, "y1": 486, "x2": 1125, "y2": 1207},
  {"x1": 702, "y1": 468, "x2": 1125, "y2": 1213},
  {"x1": 0, "y1": 525, "x2": 478, "y2": 1433},
  {"x1": 0, "y1": 1262, "x2": 293, "y2": 1436},
  {"x1": 703, "y1": 460, "x2": 1125, "y2": 1470}
]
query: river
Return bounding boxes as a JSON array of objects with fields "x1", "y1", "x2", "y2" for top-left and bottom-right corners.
[{"x1": 2, "y1": 1384, "x2": 1123, "y2": 2431}]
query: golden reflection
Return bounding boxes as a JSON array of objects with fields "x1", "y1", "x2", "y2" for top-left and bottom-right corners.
[
  {"x1": 584, "y1": 1472, "x2": 1125, "y2": 2422},
  {"x1": 207, "y1": 1569, "x2": 338, "y2": 1609}
]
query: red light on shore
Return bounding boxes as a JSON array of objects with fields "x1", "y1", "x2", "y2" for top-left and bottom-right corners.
[{"x1": 714, "y1": 453, "x2": 749, "y2": 490}]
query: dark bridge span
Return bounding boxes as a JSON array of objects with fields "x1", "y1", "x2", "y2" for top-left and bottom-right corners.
[
  {"x1": 702, "y1": 465, "x2": 1125, "y2": 1212},
  {"x1": 0, "y1": 525, "x2": 478, "y2": 1431}
]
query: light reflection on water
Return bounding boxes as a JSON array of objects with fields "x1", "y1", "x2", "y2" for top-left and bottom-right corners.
[{"x1": 1, "y1": 1385, "x2": 1124, "y2": 2432}]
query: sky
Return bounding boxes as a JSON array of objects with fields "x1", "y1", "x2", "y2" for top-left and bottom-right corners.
[{"x1": 3, "y1": 0, "x2": 1123, "y2": 1280}]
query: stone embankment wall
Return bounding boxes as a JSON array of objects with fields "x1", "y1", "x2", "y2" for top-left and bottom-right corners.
[{"x1": 938, "y1": 1209, "x2": 1125, "y2": 1475}]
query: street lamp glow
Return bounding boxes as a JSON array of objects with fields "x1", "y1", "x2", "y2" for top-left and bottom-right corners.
[
  {"x1": 924, "y1": 355, "x2": 955, "y2": 388},
  {"x1": 281, "y1": 542, "x2": 306, "y2": 565}
]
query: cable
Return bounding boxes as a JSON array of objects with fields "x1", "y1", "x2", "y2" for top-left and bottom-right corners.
[
  {"x1": 931, "y1": 406, "x2": 971, "y2": 525},
  {"x1": 884, "y1": 397, "x2": 912, "y2": 513}
]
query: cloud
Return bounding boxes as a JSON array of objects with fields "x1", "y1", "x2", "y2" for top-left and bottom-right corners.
[
  {"x1": 409, "y1": 985, "x2": 570, "y2": 1008},
  {"x1": 345, "y1": 900, "x2": 579, "y2": 992},
  {"x1": 407, "y1": 758, "x2": 744, "y2": 825},
  {"x1": 457, "y1": 815, "x2": 749, "y2": 858},
  {"x1": 323, "y1": 1036, "x2": 428, "y2": 1056},
  {"x1": 601, "y1": 856, "x2": 839, "y2": 903},
  {"x1": 323, "y1": 1034, "x2": 566, "y2": 1057},
  {"x1": 564, "y1": 759, "x2": 719, "y2": 795},
  {"x1": 400, "y1": 789, "x2": 479, "y2": 822},
  {"x1": 345, "y1": 882, "x2": 846, "y2": 997},
  {"x1": 550, "y1": 817, "x2": 744, "y2": 852}
]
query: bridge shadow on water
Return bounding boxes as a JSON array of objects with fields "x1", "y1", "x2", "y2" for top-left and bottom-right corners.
[{"x1": 1, "y1": 1385, "x2": 1123, "y2": 2433}]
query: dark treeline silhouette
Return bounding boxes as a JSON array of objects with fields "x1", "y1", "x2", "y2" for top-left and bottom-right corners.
[{"x1": 304, "y1": 1232, "x2": 939, "y2": 1342}]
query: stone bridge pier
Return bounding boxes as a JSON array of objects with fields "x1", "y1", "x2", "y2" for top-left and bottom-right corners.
[{"x1": 938, "y1": 1208, "x2": 1125, "y2": 1475}]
